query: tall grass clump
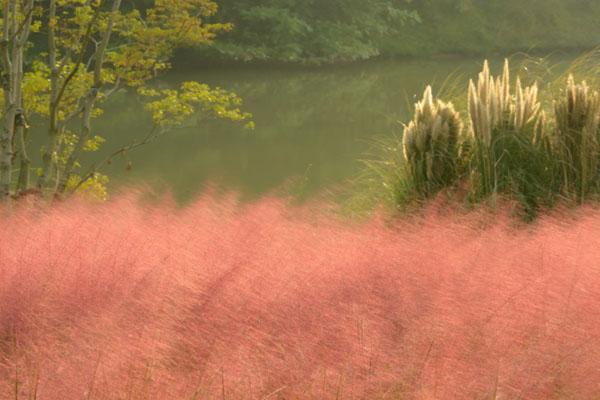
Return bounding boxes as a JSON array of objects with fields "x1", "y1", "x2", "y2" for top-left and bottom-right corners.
[
  {"x1": 465, "y1": 60, "x2": 557, "y2": 216},
  {"x1": 402, "y1": 86, "x2": 463, "y2": 198},
  {"x1": 354, "y1": 57, "x2": 600, "y2": 220},
  {"x1": 3, "y1": 193, "x2": 600, "y2": 398},
  {"x1": 551, "y1": 75, "x2": 600, "y2": 201}
]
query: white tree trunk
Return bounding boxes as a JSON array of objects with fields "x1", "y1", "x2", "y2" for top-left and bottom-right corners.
[
  {"x1": 37, "y1": 0, "x2": 59, "y2": 192},
  {"x1": 1, "y1": 0, "x2": 35, "y2": 198},
  {"x1": 0, "y1": 0, "x2": 16, "y2": 198}
]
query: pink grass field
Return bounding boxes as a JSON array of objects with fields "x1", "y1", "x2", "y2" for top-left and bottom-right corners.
[{"x1": 1, "y1": 192, "x2": 600, "y2": 399}]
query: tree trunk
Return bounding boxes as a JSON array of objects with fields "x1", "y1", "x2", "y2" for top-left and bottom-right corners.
[
  {"x1": 0, "y1": 0, "x2": 16, "y2": 198},
  {"x1": 0, "y1": 0, "x2": 35, "y2": 199},
  {"x1": 37, "y1": 0, "x2": 60, "y2": 192},
  {"x1": 16, "y1": 125, "x2": 30, "y2": 193}
]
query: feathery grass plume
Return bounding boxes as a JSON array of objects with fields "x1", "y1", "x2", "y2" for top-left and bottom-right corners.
[
  {"x1": 402, "y1": 86, "x2": 463, "y2": 197},
  {"x1": 467, "y1": 59, "x2": 541, "y2": 147},
  {"x1": 552, "y1": 75, "x2": 600, "y2": 201},
  {"x1": 466, "y1": 59, "x2": 552, "y2": 218}
]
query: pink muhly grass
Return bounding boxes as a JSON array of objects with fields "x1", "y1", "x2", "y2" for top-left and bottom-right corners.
[{"x1": 1, "y1": 192, "x2": 600, "y2": 399}]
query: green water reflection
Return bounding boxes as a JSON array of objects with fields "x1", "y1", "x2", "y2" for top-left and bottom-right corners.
[{"x1": 84, "y1": 55, "x2": 571, "y2": 201}]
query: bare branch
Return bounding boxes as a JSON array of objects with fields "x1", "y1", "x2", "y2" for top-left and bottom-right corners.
[{"x1": 73, "y1": 125, "x2": 164, "y2": 191}]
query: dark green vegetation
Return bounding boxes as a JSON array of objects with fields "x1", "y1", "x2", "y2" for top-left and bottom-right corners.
[
  {"x1": 382, "y1": 0, "x2": 600, "y2": 59},
  {"x1": 195, "y1": 0, "x2": 600, "y2": 64},
  {"x1": 202, "y1": 0, "x2": 419, "y2": 64}
]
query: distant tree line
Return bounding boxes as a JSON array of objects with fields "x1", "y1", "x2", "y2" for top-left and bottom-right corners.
[
  {"x1": 184, "y1": 0, "x2": 600, "y2": 65},
  {"x1": 382, "y1": 0, "x2": 600, "y2": 58},
  {"x1": 204, "y1": 0, "x2": 420, "y2": 64}
]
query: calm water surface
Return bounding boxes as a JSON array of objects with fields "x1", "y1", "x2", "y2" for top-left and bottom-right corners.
[{"x1": 86, "y1": 55, "x2": 572, "y2": 201}]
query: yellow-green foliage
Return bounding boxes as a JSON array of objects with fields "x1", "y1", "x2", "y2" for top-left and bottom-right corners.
[
  {"x1": 110, "y1": 0, "x2": 232, "y2": 86},
  {"x1": 402, "y1": 86, "x2": 462, "y2": 196},
  {"x1": 140, "y1": 82, "x2": 253, "y2": 129},
  {"x1": 0, "y1": 0, "x2": 252, "y2": 199},
  {"x1": 552, "y1": 75, "x2": 600, "y2": 199},
  {"x1": 65, "y1": 173, "x2": 110, "y2": 201}
]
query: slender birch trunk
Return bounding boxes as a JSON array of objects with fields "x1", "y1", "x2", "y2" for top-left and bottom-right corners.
[
  {"x1": 0, "y1": 0, "x2": 33, "y2": 198},
  {"x1": 13, "y1": 48, "x2": 25, "y2": 192},
  {"x1": 16, "y1": 125, "x2": 29, "y2": 192},
  {"x1": 0, "y1": 0, "x2": 16, "y2": 198},
  {"x1": 37, "y1": 0, "x2": 59, "y2": 192},
  {"x1": 14, "y1": 0, "x2": 34, "y2": 193}
]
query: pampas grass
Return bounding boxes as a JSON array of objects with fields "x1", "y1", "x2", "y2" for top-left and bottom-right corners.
[
  {"x1": 552, "y1": 75, "x2": 600, "y2": 201},
  {"x1": 466, "y1": 59, "x2": 545, "y2": 204},
  {"x1": 402, "y1": 86, "x2": 462, "y2": 197},
  {"x1": 353, "y1": 55, "x2": 600, "y2": 220}
]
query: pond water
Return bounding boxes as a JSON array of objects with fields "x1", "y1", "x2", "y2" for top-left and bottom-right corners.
[{"x1": 81, "y1": 54, "x2": 573, "y2": 201}]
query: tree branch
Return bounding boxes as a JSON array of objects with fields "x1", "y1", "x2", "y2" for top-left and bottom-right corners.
[{"x1": 73, "y1": 125, "x2": 164, "y2": 192}]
